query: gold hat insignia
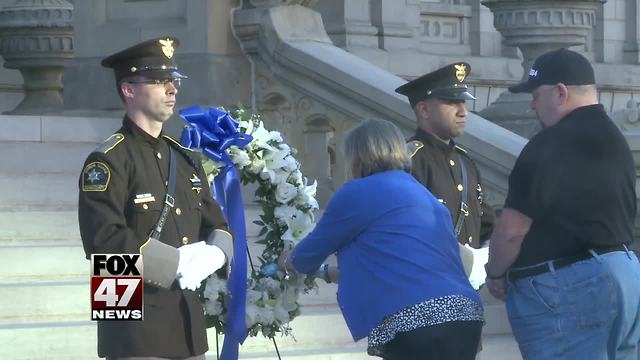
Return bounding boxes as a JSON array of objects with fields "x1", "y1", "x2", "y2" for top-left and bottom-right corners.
[
  {"x1": 454, "y1": 63, "x2": 467, "y2": 82},
  {"x1": 159, "y1": 38, "x2": 174, "y2": 59}
]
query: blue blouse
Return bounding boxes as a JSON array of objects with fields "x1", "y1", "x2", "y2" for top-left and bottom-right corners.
[{"x1": 290, "y1": 170, "x2": 480, "y2": 340}]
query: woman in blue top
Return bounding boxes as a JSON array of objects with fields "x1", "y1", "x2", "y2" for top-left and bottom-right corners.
[{"x1": 281, "y1": 119, "x2": 483, "y2": 359}]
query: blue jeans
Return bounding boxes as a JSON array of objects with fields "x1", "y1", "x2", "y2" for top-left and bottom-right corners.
[{"x1": 506, "y1": 249, "x2": 640, "y2": 360}]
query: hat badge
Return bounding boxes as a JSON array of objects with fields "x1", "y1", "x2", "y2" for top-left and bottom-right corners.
[
  {"x1": 453, "y1": 64, "x2": 467, "y2": 82},
  {"x1": 454, "y1": 64, "x2": 467, "y2": 82},
  {"x1": 159, "y1": 38, "x2": 174, "y2": 59}
]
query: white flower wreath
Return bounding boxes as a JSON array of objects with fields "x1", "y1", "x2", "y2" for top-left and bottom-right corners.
[{"x1": 198, "y1": 107, "x2": 319, "y2": 338}]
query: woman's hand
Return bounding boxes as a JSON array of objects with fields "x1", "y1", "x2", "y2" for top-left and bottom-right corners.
[{"x1": 277, "y1": 249, "x2": 297, "y2": 276}]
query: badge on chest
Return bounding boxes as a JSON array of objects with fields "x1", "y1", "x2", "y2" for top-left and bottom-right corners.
[{"x1": 190, "y1": 173, "x2": 202, "y2": 194}]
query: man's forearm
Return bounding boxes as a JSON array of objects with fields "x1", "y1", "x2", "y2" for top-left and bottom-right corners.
[
  {"x1": 486, "y1": 208, "x2": 531, "y2": 277},
  {"x1": 487, "y1": 234, "x2": 523, "y2": 277}
]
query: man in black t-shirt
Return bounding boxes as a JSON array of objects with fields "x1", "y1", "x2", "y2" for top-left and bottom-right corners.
[{"x1": 484, "y1": 48, "x2": 640, "y2": 359}]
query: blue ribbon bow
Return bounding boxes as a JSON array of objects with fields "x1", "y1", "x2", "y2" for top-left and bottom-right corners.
[{"x1": 180, "y1": 105, "x2": 252, "y2": 360}]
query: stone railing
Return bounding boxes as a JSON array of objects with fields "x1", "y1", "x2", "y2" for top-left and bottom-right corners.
[{"x1": 232, "y1": 3, "x2": 527, "y2": 208}]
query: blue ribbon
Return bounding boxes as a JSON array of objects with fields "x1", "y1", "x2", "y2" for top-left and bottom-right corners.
[{"x1": 179, "y1": 105, "x2": 252, "y2": 360}]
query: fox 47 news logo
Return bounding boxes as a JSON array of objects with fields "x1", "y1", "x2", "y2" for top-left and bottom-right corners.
[{"x1": 91, "y1": 254, "x2": 143, "y2": 320}]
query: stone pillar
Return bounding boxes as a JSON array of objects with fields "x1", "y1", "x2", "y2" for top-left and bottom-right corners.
[
  {"x1": 370, "y1": 0, "x2": 413, "y2": 50},
  {"x1": 0, "y1": 0, "x2": 74, "y2": 115},
  {"x1": 479, "y1": 0, "x2": 603, "y2": 138},
  {"x1": 623, "y1": 0, "x2": 640, "y2": 64},
  {"x1": 303, "y1": 119, "x2": 335, "y2": 208},
  {"x1": 312, "y1": 0, "x2": 379, "y2": 48}
]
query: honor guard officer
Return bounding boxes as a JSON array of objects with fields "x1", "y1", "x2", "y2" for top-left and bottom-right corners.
[
  {"x1": 78, "y1": 37, "x2": 233, "y2": 360},
  {"x1": 396, "y1": 63, "x2": 495, "y2": 249}
]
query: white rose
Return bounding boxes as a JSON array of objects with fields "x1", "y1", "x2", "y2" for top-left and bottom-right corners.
[
  {"x1": 275, "y1": 205, "x2": 298, "y2": 224},
  {"x1": 203, "y1": 276, "x2": 227, "y2": 300},
  {"x1": 247, "y1": 158, "x2": 265, "y2": 174},
  {"x1": 230, "y1": 148, "x2": 251, "y2": 168},
  {"x1": 283, "y1": 155, "x2": 298, "y2": 172},
  {"x1": 282, "y1": 210, "x2": 315, "y2": 242},
  {"x1": 245, "y1": 303, "x2": 260, "y2": 327},
  {"x1": 204, "y1": 299, "x2": 224, "y2": 316},
  {"x1": 276, "y1": 182, "x2": 298, "y2": 204},
  {"x1": 269, "y1": 130, "x2": 283, "y2": 143},
  {"x1": 274, "y1": 303, "x2": 290, "y2": 324}
]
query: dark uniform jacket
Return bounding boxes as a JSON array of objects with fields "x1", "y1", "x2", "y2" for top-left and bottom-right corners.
[
  {"x1": 78, "y1": 116, "x2": 228, "y2": 358},
  {"x1": 408, "y1": 128, "x2": 495, "y2": 248}
]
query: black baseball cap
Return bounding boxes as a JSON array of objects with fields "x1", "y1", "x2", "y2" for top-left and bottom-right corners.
[
  {"x1": 101, "y1": 36, "x2": 187, "y2": 83},
  {"x1": 395, "y1": 63, "x2": 476, "y2": 106},
  {"x1": 509, "y1": 48, "x2": 595, "y2": 93}
]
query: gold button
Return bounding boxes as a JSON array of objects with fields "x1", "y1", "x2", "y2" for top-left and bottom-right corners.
[
  {"x1": 449, "y1": 159, "x2": 455, "y2": 166},
  {"x1": 175, "y1": 208, "x2": 182, "y2": 215},
  {"x1": 157, "y1": 152, "x2": 162, "y2": 159},
  {"x1": 182, "y1": 236, "x2": 189, "y2": 245},
  {"x1": 142, "y1": 204, "x2": 149, "y2": 210},
  {"x1": 457, "y1": 184, "x2": 463, "y2": 192}
]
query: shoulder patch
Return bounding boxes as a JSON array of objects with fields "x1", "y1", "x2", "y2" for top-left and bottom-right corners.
[
  {"x1": 163, "y1": 135, "x2": 195, "y2": 152},
  {"x1": 82, "y1": 161, "x2": 111, "y2": 192},
  {"x1": 454, "y1": 145, "x2": 468, "y2": 154},
  {"x1": 406, "y1": 140, "x2": 424, "y2": 158},
  {"x1": 94, "y1": 133, "x2": 124, "y2": 154}
]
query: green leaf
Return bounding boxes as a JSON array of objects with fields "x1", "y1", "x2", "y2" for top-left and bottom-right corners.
[{"x1": 253, "y1": 220, "x2": 265, "y2": 226}]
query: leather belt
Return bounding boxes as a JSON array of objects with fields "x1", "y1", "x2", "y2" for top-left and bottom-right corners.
[{"x1": 508, "y1": 244, "x2": 628, "y2": 281}]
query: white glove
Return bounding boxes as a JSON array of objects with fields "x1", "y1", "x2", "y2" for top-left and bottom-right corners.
[
  {"x1": 177, "y1": 242, "x2": 226, "y2": 291},
  {"x1": 465, "y1": 244, "x2": 489, "y2": 290},
  {"x1": 176, "y1": 241, "x2": 207, "y2": 278}
]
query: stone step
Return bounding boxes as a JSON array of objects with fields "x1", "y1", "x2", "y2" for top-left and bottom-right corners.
[
  {"x1": 0, "y1": 173, "x2": 78, "y2": 209},
  {"x1": 0, "y1": 242, "x2": 87, "y2": 282},
  {"x1": 0, "y1": 269, "x2": 339, "y2": 325},
  {"x1": 0, "y1": 211, "x2": 80, "y2": 242},
  {"x1": 0, "y1": 141, "x2": 96, "y2": 174},
  {"x1": 0, "y1": 204, "x2": 266, "y2": 242},
  {"x1": 0, "y1": 114, "x2": 121, "y2": 144},
  {"x1": 0, "y1": 280, "x2": 89, "y2": 324},
  {"x1": 0, "y1": 305, "x2": 355, "y2": 360},
  {"x1": 0, "y1": 319, "x2": 520, "y2": 360}
]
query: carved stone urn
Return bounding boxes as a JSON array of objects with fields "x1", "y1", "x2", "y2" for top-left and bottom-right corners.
[
  {"x1": 479, "y1": 0, "x2": 604, "y2": 138},
  {"x1": 0, "y1": 0, "x2": 74, "y2": 115}
]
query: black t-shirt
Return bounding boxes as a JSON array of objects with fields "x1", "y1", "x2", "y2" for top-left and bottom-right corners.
[{"x1": 506, "y1": 104, "x2": 636, "y2": 267}]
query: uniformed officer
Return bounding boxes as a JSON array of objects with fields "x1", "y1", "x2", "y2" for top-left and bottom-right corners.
[
  {"x1": 78, "y1": 37, "x2": 233, "y2": 360},
  {"x1": 395, "y1": 63, "x2": 495, "y2": 249}
]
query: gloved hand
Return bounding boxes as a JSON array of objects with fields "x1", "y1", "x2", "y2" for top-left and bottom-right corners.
[
  {"x1": 177, "y1": 242, "x2": 226, "y2": 291},
  {"x1": 176, "y1": 241, "x2": 206, "y2": 278}
]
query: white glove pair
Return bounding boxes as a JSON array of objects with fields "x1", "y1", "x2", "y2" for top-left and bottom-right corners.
[{"x1": 176, "y1": 241, "x2": 226, "y2": 291}]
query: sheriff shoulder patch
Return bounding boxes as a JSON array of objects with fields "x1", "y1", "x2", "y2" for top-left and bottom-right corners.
[{"x1": 82, "y1": 162, "x2": 111, "y2": 192}]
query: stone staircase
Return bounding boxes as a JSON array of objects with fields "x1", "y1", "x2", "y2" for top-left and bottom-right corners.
[{"x1": 0, "y1": 114, "x2": 519, "y2": 359}]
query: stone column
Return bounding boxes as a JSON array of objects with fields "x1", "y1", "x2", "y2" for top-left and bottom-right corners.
[
  {"x1": 623, "y1": 0, "x2": 640, "y2": 64},
  {"x1": 312, "y1": 0, "x2": 379, "y2": 48},
  {"x1": 479, "y1": 0, "x2": 603, "y2": 138},
  {"x1": 0, "y1": 0, "x2": 74, "y2": 115},
  {"x1": 303, "y1": 120, "x2": 334, "y2": 208},
  {"x1": 370, "y1": 0, "x2": 413, "y2": 50}
]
